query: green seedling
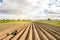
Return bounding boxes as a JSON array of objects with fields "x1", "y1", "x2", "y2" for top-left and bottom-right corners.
[{"x1": 11, "y1": 30, "x2": 17, "y2": 36}]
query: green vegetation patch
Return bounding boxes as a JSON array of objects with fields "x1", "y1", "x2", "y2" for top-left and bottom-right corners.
[
  {"x1": 36, "y1": 20, "x2": 60, "y2": 26},
  {"x1": 0, "y1": 19, "x2": 32, "y2": 23}
]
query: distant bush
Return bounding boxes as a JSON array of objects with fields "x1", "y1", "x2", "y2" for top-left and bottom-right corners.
[
  {"x1": 3, "y1": 19, "x2": 5, "y2": 21},
  {"x1": 6, "y1": 19, "x2": 10, "y2": 21},
  {"x1": 48, "y1": 18, "x2": 50, "y2": 20}
]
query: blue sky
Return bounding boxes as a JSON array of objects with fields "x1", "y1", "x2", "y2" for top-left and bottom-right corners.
[{"x1": 0, "y1": 0, "x2": 60, "y2": 20}]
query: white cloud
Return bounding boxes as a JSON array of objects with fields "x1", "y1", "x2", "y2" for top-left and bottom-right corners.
[{"x1": 0, "y1": 0, "x2": 60, "y2": 20}]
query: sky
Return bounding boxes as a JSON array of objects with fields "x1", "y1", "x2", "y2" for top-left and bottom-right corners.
[{"x1": 0, "y1": 0, "x2": 60, "y2": 20}]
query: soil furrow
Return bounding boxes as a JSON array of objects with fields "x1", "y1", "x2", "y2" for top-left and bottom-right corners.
[
  {"x1": 37, "y1": 24, "x2": 56, "y2": 40},
  {"x1": 34, "y1": 23, "x2": 48, "y2": 40},
  {"x1": 18, "y1": 24, "x2": 30, "y2": 40},
  {"x1": 32, "y1": 24, "x2": 41, "y2": 40},
  {"x1": 0, "y1": 22, "x2": 60, "y2": 40}
]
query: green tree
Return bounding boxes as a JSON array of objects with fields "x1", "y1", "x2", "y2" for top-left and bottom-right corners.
[{"x1": 48, "y1": 18, "x2": 50, "y2": 20}]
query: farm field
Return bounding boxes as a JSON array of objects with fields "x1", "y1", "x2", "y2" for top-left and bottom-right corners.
[
  {"x1": 36, "y1": 20, "x2": 60, "y2": 26},
  {"x1": 0, "y1": 22, "x2": 30, "y2": 31},
  {"x1": 0, "y1": 21, "x2": 60, "y2": 40},
  {"x1": 0, "y1": 20, "x2": 32, "y2": 31}
]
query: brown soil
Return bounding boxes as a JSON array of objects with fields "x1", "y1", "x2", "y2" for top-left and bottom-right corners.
[{"x1": 0, "y1": 22, "x2": 60, "y2": 40}]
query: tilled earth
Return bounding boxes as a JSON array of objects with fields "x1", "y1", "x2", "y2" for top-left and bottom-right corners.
[{"x1": 0, "y1": 22, "x2": 60, "y2": 40}]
